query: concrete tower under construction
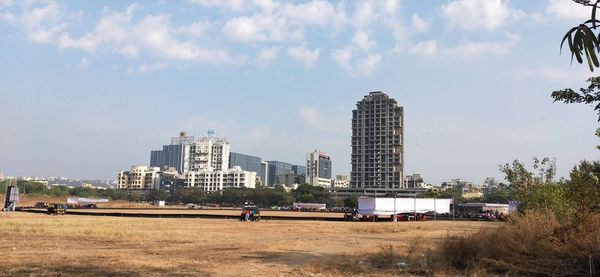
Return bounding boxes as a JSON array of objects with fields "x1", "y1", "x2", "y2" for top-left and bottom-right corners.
[{"x1": 351, "y1": 91, "x2": 404, "y2": 192}]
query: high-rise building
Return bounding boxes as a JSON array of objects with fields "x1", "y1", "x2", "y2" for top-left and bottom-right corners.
[
  {"x1": 150, "y1": 132, "x2": 230, "y2": 174},
  {"x1": 150, "y1": 144, "x2": 189, "y2": 174},
  {"x1": 306, "y1": 150, "x2": 332, "y2": 187},
  {"x1": 261, "y1": 161, "x2": 269, "y2": 187},
  {"x1": 265, "y1": 161, "x2": 306, "y2": 186},
  {"x1": 266, "y1": 161, "x2": 293, "y2": 186},
  {"x1": 229, "y1": 152, "x2": 265, "y2": 184},
  {"x1": 292, "y1": 164, "x2": 306, "y2": 184},
  {"x1": 351, "y1": 91, "x2": 404, "y2": 191}
]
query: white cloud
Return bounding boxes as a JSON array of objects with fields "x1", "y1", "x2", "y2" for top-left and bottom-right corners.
[
  {"x1": 331, "y1": 47, "x2": 352, "y2": 70},
  {"x1": 440, "y1": 0, "x2": 525, "y2": 31},
  {"x1": 409, "y1": 40, "x2": 438, "y2": 56},
  {"x1": 56, "y1": 3, "x2": 140, "y2": 52},
  {"x1": 280, "y1": 0, "x2": 339, "y2": 26},
  {"x1": 352, "y1": 1, "x2": 374, "y2": 28},
  {"x1": 53, "y1": 4, "x2": 241, "y2": 65},
  {"x1": 78, "y1": 57, "x2": 90, "y2": 68},
  {"x1": 188, "y1": 0, "x2": 248, "y2": 12},
  {"x1": 0, "y1": 0, "x2": 12, "y2": 7},
  {"x1": 299, "y1": 106, "x2": 321, "y2": 129},
  {"x1": 378, "y1": 0, "x2": 401, "y2": 17},
  {"x1": 256, "y1": 46, "x2": 279, "y2": 64},
  {"x1": 444, "y1": 32, "x2": 520, "y2": 57},
  {"x1": 352, "y1": 29, "x2": 375, "y2": 52},
  {"x1": 175, "y1": 20, "x2": 211, "y2": 38},
  {"x1": 331, "y1": 45, "x2": 383, "y2": 75},
  {"x1": 128, "y1": 62, "x2": 169, "y2": 74},
  {"x1": 118, "y1": 45, "x2": 139, "y2": 58},
  {"x1": 411, "y1": 14, "x2": 431, "y2": 33},
  {"x1": 514, "y1": 66, "x2": 589, "y2": 82},
  {"x1": 357, "y1": 54, "x2": 381, "y2": 75},
  {"x1": 134, "y1": 14, "x2": 240, "y2": 64},
  {"x1": 222, "y1": 15, "x2": 288, "y2": 42},
  {"x1": 220, "y1": 1, "x2": 344, "y2": 43},
  {"x1": 0, "y1": 11, "x2": 15, "y2": 24},
  {"x1": 287, "y1": 45, "x2": 319, "y2": 68},
  {"x1": 19, "y1": 1, "x2": 66, "y2": 43},
  {"x1": 545, "y1": 0, "x2": 591, "y2": 20}
]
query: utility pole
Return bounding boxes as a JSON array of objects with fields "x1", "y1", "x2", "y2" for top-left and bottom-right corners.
[{"x1": 393, "y1": 194, "x2": 397, "y2": 222}]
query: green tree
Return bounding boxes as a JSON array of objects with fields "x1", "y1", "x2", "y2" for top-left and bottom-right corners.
[
  {"x1": 292, "y1": 184, "x2": 331, "y2": 204},
  {"x1": 483, "y1": 185, "x2": 511, "y2": 204},
  {"x1": 145, "y1": 190, "x2": 169, "y2": 202},
  {"x1": 560, "y1": 0, "x2": 600, "y2": 71},
  {"x1": 552, "y1": 77, "x2": 600, "y2": 121},
  {"x1": 554, "y1": 1, "x2": 600, "y2": 124},
  {"x1": 567, "y1": 160, "x2": 600, "y2": 220},
  {"x1": 18, "y1": 180, "x2": 47, "y2": 195},
  {"x1": 500, "y1": 158, "x2": 574, "y2": 222},
  {"x1": 343, "y1": 194, "x2": 358, "y2": 208}
]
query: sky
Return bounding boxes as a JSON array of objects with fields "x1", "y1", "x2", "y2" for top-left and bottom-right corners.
[{"x1": 0, "y1": 0, "x2": 598, "y2": 185}]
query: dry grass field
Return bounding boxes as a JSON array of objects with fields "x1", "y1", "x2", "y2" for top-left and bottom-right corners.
[{"x1": 0, "y1": 212, "x2": 499, "y2": 276}]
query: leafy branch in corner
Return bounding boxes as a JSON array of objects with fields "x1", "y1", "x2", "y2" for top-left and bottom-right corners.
[
  {"x1": 551, "y1": 76, "x2": 600, "y2": 121},
  {"x1": 561, "y1": 0, "x2": 600, "y2": 71}
]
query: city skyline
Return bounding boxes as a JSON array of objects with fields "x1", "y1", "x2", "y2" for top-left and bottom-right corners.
[{"x1": 1, "y1": 1, "x2": 599, "y2": 185}]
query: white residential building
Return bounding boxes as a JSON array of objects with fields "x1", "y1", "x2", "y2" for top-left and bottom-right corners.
[
  {"x1": 306, "y1": 150, "x2": 332, "y2": 188},
  {"x1": 117, "y1": 166, "x2": 161, "y2": 190},
  {"x1": 185, "y1": 166, "x2": 256, "y2": 191},
  {"x1": 151, "y1": 132, "x2": 230, "y2": 174},
  {"x1": 331, "y1": 175, "x2": 350, "y2": 188}
]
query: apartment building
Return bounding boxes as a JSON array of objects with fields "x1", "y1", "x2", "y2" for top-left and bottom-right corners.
[{"x1": 351, "y1": 91, "x2": 404, "y2": 191}]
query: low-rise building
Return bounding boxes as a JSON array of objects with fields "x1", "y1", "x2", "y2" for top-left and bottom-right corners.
[
  {"x1": 331, "y1": 175, "x2": 349, "y2": 188},
  {"x1": 117, "y1": 166, "x2": 161, "y2": 190},
  {"x1": 185, "y1": 166, "x2": 256, "y2": 191},
  {"x1": 441, "y1": 178, "x2": 475, "y2": 191}
]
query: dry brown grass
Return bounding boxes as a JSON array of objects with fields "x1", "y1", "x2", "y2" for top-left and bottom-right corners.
[
  {"x1": 0, "y1": 212, "x2": 495, "y2": 276},
  {"x1": 430, "y1": 212, "x2": 600, "y2": 276}
]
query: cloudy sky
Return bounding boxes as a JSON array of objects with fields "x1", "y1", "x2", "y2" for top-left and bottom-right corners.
[{"x1": 0, "y1": 0, "x2": 598, "y2": 184}]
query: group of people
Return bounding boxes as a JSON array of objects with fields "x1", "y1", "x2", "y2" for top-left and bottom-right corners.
[{"x1": 240, "y1": 208, "x2": 259, "y2": 221}]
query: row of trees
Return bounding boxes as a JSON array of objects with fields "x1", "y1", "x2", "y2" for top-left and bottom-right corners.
[{"x1": 0, "y1": 181, "x2": 359, "y2": 208}]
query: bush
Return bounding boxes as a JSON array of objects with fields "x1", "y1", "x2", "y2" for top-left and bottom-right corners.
[{"x1": 431, "y1": 211, "x2": 600, "y2": 276}]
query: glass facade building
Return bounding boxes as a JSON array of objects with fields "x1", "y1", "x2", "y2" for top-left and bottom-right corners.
[
  {"x1": 150, "y1": 144, "x2": 186, "y2": 173},
  {"x1": 229, "y1": 152, "x2": 264, "y2": 183}
]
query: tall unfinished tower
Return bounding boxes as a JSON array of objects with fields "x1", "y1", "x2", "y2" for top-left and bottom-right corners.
[{"x1": 351, "y1": 91, "x2": 404, "y2": 191}]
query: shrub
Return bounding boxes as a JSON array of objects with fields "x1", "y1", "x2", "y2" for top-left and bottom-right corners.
[{"x1": 431, "y1": 211, "x2": 600, "y2": 276}]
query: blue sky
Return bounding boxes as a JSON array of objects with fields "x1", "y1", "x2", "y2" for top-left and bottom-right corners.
[{"x1": 0, "y1": 0, "x2": 598, "y2": 184}]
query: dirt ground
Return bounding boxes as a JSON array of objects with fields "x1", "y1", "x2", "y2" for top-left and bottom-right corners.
[{"x1": 0, "y1": 212, "x2": 499, "y2": 276}]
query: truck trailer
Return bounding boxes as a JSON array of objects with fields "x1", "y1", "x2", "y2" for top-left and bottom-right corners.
[{"x1": 358, "y1": 197, "x2": 452, "y2": 217}]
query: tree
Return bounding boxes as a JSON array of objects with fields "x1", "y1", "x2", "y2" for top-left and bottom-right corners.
[
  {"x1": 18, "y1": 180, "x2": 47, "y2": 195},
  {"x1": 499, "y1": 158, "x2": 574, "y2": 222},
  {"x1": 567, "y1": 160, "x2": 600, "y2": 219},
  {"x1": 560, "y1": 1, "x2": 600, "y2": 71},
  {"x1": 343, "y1": 194, "x2": 358, "y2": 208},
  {"x1": 552, "y1": 77, "x2": 600, "y2": 121},
  {"x1": 292, "y1": 184, "x2": 331, "y2": 204},
  {"x1": 554, "y1": 1, "x2": 600, "y2": 122}
]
